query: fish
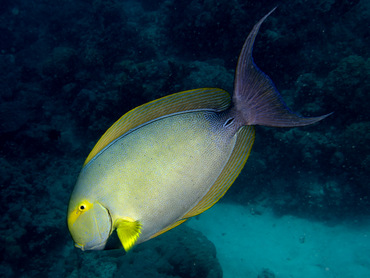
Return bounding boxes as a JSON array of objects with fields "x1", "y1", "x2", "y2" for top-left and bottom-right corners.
[{"x1": 67, "y1": 8, "x2": 329, "y2": 252}]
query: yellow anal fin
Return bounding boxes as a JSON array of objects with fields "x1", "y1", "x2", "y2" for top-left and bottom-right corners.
[
  {"x1": 149, "y1": 219, "x2": 188, "y2": 240},
  {"x1": 115, "y1": 219, "x2": 142, "y2": 252},
  {"x1": 83, "y1": 88, "x2": 230, "y2": 166},
  {"x1": 183, "y1": 126, "x2": 255, "y2": 218}
]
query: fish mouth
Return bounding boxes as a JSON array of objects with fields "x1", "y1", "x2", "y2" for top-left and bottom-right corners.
[
  {"x1": 74, "y1": 242, "x2": 85, "y2": 251},
  {"x1": 75, "y1": 241, "x2": 107, "y2": 251},
  {"x1": 75, "y1": 207, "x2": 113, "y2": 251}
]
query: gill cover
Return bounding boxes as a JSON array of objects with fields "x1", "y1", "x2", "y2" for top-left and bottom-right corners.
[{"x1": 67, "y1": 200, "x2": 111, "y2": 251}]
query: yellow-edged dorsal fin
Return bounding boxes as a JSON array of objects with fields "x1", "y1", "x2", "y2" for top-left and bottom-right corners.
[
  {"x1": 83, "y1": 88, "x2": 231, "y2": 166},
  {"x1": 183, "y1": 126, "x2": 255, "y2": 218},
  {"x1": 115, "y1": 218, "x2": 142, "y2": 251},
  {"x1": 149, "y1": 219, "x2": 187, "y2": 240}
]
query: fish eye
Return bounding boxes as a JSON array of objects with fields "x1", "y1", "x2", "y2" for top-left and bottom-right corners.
[{"x1": 76, "y1": 200, "x2": 93, "y2": 213}]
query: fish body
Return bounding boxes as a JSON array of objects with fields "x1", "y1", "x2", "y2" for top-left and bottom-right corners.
[
  {"x1": 67, "y1": 9, "x2": 329, "y2": 252},
  {"x1": 70, "y1": 109, "x2": 251, "y2": 248}
]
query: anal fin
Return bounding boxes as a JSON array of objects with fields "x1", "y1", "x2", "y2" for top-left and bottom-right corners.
[
  {"x1": 183, "y1": 126, "x2": 255, "y2": 218},
  {"x1": 149, "y1": 219, "x2": 187, "y2": 240}
]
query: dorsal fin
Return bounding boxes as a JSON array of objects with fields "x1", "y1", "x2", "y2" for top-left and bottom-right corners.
[
  {"x1": 183, "y1": 126, "x2": 255, "y2": 218},
  {"x1": 83, "y1": 88, "x2": 231, "y2": 166}
]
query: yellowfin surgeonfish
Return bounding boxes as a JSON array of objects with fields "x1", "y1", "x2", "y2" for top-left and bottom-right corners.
[{"x1": 67, "y1": 9, "x2": 329, "y2": 252}]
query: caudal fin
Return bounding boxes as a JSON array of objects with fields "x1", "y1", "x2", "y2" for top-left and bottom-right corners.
[{"x1": 232, "y1": 8, "x2": 331, "y2": 127}]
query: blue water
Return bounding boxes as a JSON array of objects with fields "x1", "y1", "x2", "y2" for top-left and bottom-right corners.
[{"x1": 1, "y1": 0, "x2": 369, "y2": 277}]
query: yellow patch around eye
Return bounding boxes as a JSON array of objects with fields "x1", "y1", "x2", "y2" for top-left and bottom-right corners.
[
  {"x1": 78, "y1": 200, "x2": 93, "y2": 212},
  {"x1": 67, "y1": 200, "x2": 94, "y2": 228}
]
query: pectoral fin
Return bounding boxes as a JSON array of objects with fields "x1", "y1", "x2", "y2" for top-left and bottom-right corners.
[{"x1": 115, "y1": 218, "x2": 142, "y2": 251}]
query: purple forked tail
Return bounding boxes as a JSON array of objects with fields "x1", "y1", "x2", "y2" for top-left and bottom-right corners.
[{"x1": 232, "y1": 8, "x2": 331, "y2": 127}]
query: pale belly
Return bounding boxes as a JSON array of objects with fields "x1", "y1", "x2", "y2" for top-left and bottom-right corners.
[{"x1": 79, "y1": 111, "x2": 237, "y2": 242}]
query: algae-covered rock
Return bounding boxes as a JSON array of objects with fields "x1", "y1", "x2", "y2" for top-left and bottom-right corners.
[{"x1": 64, "y1": 225, "x2": 222, "y2": 278}]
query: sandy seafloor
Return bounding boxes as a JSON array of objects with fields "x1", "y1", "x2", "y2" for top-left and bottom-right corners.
[
  {"x1": 187, "y1": 203, "x2": 370, "y2": 278},
  {"x1": 1, "y1": 0, "x2": 369, "y2": 277}
]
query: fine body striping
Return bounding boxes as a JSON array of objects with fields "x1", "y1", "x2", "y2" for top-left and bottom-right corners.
[{"x1": 73, "y1": 111, "x2": 238, "y2": 243}]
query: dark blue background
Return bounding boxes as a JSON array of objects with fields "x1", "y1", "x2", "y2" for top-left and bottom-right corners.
[{"x1": 0, "y1": 0, "x2": 368, "y2": 277}]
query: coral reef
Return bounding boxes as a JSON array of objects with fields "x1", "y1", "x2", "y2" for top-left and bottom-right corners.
[{"x1": 0, "y1": 0, "x2": 369, "y2": 276}]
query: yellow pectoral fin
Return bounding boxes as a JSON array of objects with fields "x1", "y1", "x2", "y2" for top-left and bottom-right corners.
[{"x1": 115, "y1": 218, "x2": 142, "y2": 251}]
